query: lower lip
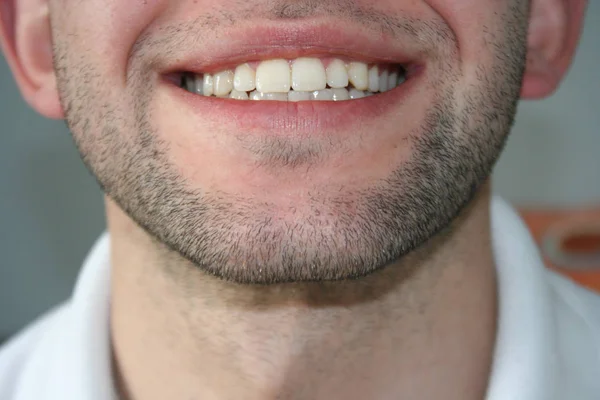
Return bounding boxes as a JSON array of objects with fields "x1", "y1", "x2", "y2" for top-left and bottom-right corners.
[{"x1": 161, "y1": 72, "x2": 421, "y2": 137}]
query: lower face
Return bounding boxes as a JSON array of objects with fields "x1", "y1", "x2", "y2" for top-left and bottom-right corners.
[{"x1": 50, "y1": 0, "x2": 528, "y2": 284}]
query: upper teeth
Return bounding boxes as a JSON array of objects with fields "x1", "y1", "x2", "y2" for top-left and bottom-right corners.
[{"x1": 180, "y1": 57, "x2": 406, "y2": 102}]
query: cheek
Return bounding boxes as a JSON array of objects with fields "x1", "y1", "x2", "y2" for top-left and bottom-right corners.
[
  {"x1": 57, "y1": 0, "x2": 167, "y2": 81},
  {"x1": 425, "y1": 0, "x2": 527, "y2": 75}
]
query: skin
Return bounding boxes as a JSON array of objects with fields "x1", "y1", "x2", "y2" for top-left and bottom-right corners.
[{"x1": 0, "y1": 0, "x2": 587, "y2": 399}]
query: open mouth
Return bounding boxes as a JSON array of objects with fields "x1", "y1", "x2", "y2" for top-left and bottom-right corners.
[
  {"x1": 171, "y1": 57, "x2": 408, "y2": 102},
  {"x1": 155, "y1": 23, "x2": 425, "y2": 133}
]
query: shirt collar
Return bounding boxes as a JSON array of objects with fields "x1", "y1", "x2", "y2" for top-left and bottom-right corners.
[
  {"x1": 37, "y1": 197, "x2": 560, "y2": 400},
  {"x1": 485, "y1": 197, "x2": 559, "y2": 400},
  {"x1": 67, "y1": 232, "x2": 116, "y2": 400},
  {"x1": 11, "y1": 232, "x2": 115, "y2": 400}
]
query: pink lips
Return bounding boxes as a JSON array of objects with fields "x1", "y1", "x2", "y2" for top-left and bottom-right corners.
[
  {"x1": 159, "y1": 23, "x2": 424, "y2": 75},
  {"x1": 155, "y1": 21, "x2": 426, "y2": 136}
]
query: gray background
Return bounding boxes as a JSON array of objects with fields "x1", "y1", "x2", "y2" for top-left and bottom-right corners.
[{"x1": 1, "y1": 4, "x2": 599, "y2": 340}]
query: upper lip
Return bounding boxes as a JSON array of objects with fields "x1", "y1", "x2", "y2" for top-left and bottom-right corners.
[{"x1": 154, "y1": 19, "x2": 427, "y2": 76}]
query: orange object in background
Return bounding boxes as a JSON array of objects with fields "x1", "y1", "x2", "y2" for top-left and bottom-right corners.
[{"x1": 519, "y1": 207, "x2": 600, "y2": 293}]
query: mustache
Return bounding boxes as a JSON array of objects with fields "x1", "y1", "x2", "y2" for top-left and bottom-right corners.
[
  {"x1": 184, "y1": 0, "x2": 425, "y2": 32},
  {"x1": 128, "y1": 0, "x2": 454, "y2": 63}
]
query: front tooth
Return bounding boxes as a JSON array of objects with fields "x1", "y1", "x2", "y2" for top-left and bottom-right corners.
[
  {"x1": 292, "y1": 58, "x2": 327, "y2": 92},
  {"x1": 368, "y1": 66, "x2": 379, "y2": 92},
  {"x1": 326, "y1": 59, "x2": 349, "y2": 89},
  {"x1": 332, "y1": 88, "x2": 349, "y2": 101},
  {"x1": 348, "y1": 89, "x2": 365, "y2": 99},
  {"x1": 230, "y1": 90, "x2": 249, "y2": 100},
  {"x1": 288, "y1": 91, "x2": 311, "y2": 102},
  {"x1": 234, "y1": 63, "x2": 256, "y2": 92},
  {"x1": 213, "y1": 70, "x2": 234, "y2": 96},
  {"x1": 388, "y1": 71, "x2": 398, "y2": 90},
  {"x1": 311, "y1": 89, "x2": 334, "y2": 101},
  {"x1": 256, "y1": 59, "x2": 291, "y2": 93},
  {"x1": 379, "y1": 70, "x2": 389, "y2": 92},
  {"x1": 202, "y1": 74, "x2": 214, "y2": 96},
  {"x1": 347, "y1": 62, "x2": 368, "y2": 91}
]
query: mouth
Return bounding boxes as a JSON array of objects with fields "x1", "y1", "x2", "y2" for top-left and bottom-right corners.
[
  {"x1": 155, "y1": 23, "x2": 426, "y2": 133},
  {"x1": 171, "y1": 58, "x2": 408, "y2": 102}
]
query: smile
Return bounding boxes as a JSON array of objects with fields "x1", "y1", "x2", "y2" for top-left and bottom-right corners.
[
  {"x1": 156, "y1": 23, "x2": 425, "y2": 134},
  {"x1": 176, "y1": 57, "x2": 407, "y2": 102}
]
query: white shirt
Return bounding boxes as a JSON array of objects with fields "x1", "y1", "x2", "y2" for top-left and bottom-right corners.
[{"x1": 1, "y1": 197, "x2": 599, "y2": 400}]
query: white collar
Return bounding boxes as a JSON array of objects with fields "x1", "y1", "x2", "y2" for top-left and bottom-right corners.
[
  {"x1": 15, "y1": 232, "x2": 118, "y2": 400},
  {"x1": 22, "y1": 197, "x2": 562, "y2": 399},
  {"x1": 485, "y1": 197, "x2": 559, "y2": 399}
]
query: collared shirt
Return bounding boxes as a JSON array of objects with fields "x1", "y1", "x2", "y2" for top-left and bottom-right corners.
[{"x1": 1, "y1": 197, "x2": 599, "y2": 399}]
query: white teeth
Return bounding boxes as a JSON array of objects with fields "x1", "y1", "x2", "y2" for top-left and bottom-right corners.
[
  {"x1": 368, "y1": 66, "x2": 379, "y2": 93},
  {"x1": 264, "y1": 93, "x2": 289, "y2": 101},
  {"x1": 202, "y1": 74, "x2": 214, "y2": 96},
  {"x1": 249, "y1": 91, "x2": 288, "y2": 101},
  {"x1": 249, "y1": 90, "x2": 263, "y2": 101},
  {"x1": 255, "y1": 59, "x2": 291, "y2": 93},
  {"x1": 326, "y1": 59, "x2": 349, "y2": 89},
  {"x1": 183, "y1": 58, "x2": 407, "y2": 101},
  {"x1": 310, "y1": 89, "x2": 333, "y2": 101},
  {"x1": 379, "y1": 70, "x2": 389, "y2": 92},
  {"x1": 288, "y1": 91, "x2": 311, "y2": 102},
  {"x1": 332, "y1": 88, "x2": 349, "y2": 101},
  {"x1": 229, "y1": 90, "x2": 249, "y2": 100},
  {"x1": 234, "y1": 63, "x2": 256, "y2": 92},
  {"x1": 349, "y1": 89, "x2": 365, "y2": 99},
  {"x1": 257, "y1": 92, "x2": 289, "y2": 101},
  {"x1": 388, "y1": 71, "x2": 398, "y2": 90},
  {"x1": 292, "y1": 58, "x2": 327, "y2": 92},
  {"x1": 347, "y1": 62, "x2": 369, "y2": 91},
  {"x1": 213, "y1": 70, "x2": 234, "y2": 97},
  {"x1": 311, "y1": 89, "x2": 334, "y2": 101}
]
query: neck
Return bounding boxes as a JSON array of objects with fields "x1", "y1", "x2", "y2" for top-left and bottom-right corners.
[{"x1": 109, "y1": 185, "x2": 497, "y2": 400}]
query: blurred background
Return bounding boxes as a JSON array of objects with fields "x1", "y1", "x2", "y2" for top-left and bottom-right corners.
[{"x1": 1, "y1": 4, "x2": 599, "y2": 342}]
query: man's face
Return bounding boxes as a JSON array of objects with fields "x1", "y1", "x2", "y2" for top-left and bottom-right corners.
[{"x1": 49, "y1": 0, "x2": 528, "y2": 284}]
